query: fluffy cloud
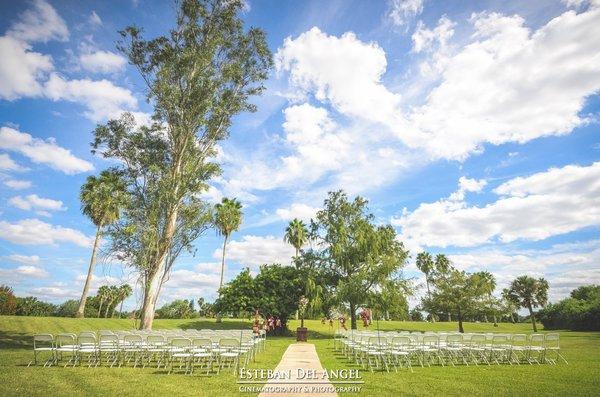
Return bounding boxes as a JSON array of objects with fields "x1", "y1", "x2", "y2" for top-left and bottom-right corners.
[
  {"x1": 7, "y1": 0, "x2": 69, "y2": 43},
  {"x1": 0, "y1": 218, "x2": 93, "y2": 247},
  {"x1": 0, "y1": 36, "x2": 53, "y2": 100},
  {"x1": 0, "y1": 153, "x2": 23, "y2": 171},
  {"x1": 214, "y1": 235, "x2": 296, "y2": 267},
  {"x1": 44, "y1": 73, "x2": 138, "y2": 121},
  {"x1": 0, "y1": 265, "x2": 49, "y2": 283},
  {"x1": 9, "y1": 194, "x2": 65, "y2": 213},
  {"x1": 388, "y1": 0, "x2": 424, "y2": 27},
  {"x1": 3, "y1": 179, "x2": 32, "y2": 190},
  {"x1": 411, "y1": 16, "x2": 456, "y2": 75},
  {"x1": 408, "y1": 7, "x2": 600, "y2": 159},
  {"x1": 0, "y1": 127, "x2": 93, "y2": 174},
  {"x1": 5, "y1": 254, "x2": 40, "y2": 265},
  {"x1": 79, "y1": 50, "x2": 127, "y2": 74},
  {"x1": 276, "y1": 203, "x2": 319, "y2": 222},
  {"x1": 89, "y1": 11, "x2": 102, "y2": 27},
  {"x1": 395, "y1": 162, "x2": 600, "y2": 248}
]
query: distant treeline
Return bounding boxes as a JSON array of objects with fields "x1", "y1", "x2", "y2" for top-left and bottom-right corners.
[{"x1": 539, "y1": 285, "x2": 600, "y2": 331}]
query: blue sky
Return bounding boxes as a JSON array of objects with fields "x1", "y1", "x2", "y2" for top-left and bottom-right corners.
[{"x1": 0, "y1": 0, "x2": 599, "y2": 310}]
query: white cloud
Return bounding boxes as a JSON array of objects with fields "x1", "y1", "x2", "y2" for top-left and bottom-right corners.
[
  {"x1": 7, "y1": 0, "x2": 69, "y2": 43},
  {"x1": 0, "y1": 36, "x2": 53, "y2": 100},
  {"x1": 0, "y1": 153, "x2": 24, "y2": 171},
  {"x1": 408, "y1": 6, "x2": 600, "y2": 159},
  {"x1": 89, "y1": 11, "x2": 102, "y2": 27},
  {"x1": 0, "y1": 218, "x2": 93, "y2": 247},
  {"x1": 15, "y1": 265, "x2": 49, "y2": 278},
  {"x1": 194, "y1": 262, "x2": 221, "y2": 274},
  {"x1": 79, "y1": 50, "x2": 127, "y2": 74},
  {"x1": 388, "y1": 0, "x2": 424, "y2": 27},
  {"x1": 5, "y1": 254, "x2": 40, "y2": 264},
  {"x1": 44, "y1": 73, "x2": 138, "y2": 121},
  {"x1": 395, "y1": 162, "x2": 600, "y2": 248},
  {"x1": 0, "y1": 127, "x2": 94, "y2": 174},
  {"x1": 9, "y1": 194, "x2": 65, "y2": 212},
  {"x1": 30, "y1": 286, "x2": 79, "y2": 300},
  {"x1": 448, "y1": 176, "x2": 487, "y2": 201},
  {"x1": 411, "y1": 16, "x2": 456, "y2": 75},
  {"x1": 3, "y1": 179, "x2": 32, "y2": 190},
  {"x1": 276, "y1": 203, "x2": 319, "y2": 222},
  {"x1": 214, "y1": 235, "x2": 296, "y2": 267}
]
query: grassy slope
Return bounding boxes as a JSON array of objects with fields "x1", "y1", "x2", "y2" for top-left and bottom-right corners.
[{"x1": 1, "y1": 316, "x2": 599, "y2": 396}]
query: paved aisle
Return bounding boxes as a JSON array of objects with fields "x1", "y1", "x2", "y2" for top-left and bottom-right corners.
[{"x1": 258, "y1": 343, "x2": 338, "y2": 397}]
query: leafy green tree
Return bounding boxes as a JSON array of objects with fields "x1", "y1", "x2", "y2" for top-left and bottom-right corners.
[
  {"x1": 308, "y1": 190, "x2": 408, "y2": 329},
  {"x1": 214, "y1": 198, "x2": 243, "y2": 293},
  {"x1": 367, "y1": 279, "x2": 410, "y2": 320},
  {"x1": 116, "y1": 284, "x2": 133, "y2": 318},
  {"x1": 94, "y1": 0, "x2": 272, "y2": 329},
  {"x1": 96, "y1": 285, "x2": 109, "y2": 318},
  {"x1": 410, "y1": 308, "x2": 424, "y2": 321},
  {"x1": 16, "y1": 296, "x2": 56, "y2": 317},
  {"x1": 423, "y1": 266, "x2": 488, "y2": 333},
  {"x1": 214, "y1": 264, "x2": 305, "y2": 329},
  {"x1": 156, "y1": 299, "x2": 195, "y2": 319},
  {"x1": 104, "y1": 286, "x2": 120, "y2": 318},
  {"x1": 507, "y1": 275, "x2": 549, "y2": 332},
  {"x1": 76, "y1": 170, "x2": 128, "y2": 318},
  {"x1": 284, "y1": 218, "x2": 309, "y2": 263},
  {"x1": 501, "y1": 288, "x2": 518, "y2": 323},
  {"x1": 474, "y1": 271, "x2": 497, "y2": 323},
  {"x1": 55, "y1": 300, "x2": 78, "y2": 317},
  {"x1": 570, "y1": 285, "x2": 600, "y2": 301},
  {"x1": 416, "y1": 252, "x2": 435, "y2": 321},
  {"x1": 305, "y1": 276, "x2": 323, "y2": 319}
]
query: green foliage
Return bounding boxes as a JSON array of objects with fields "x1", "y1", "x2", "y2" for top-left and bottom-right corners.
[
  {"x1": 422, "y1": 266, "x2": 489, "y2": 333},
  {"x1": 539, "y1": 285, "x2": 600, "y2": 331},
  {"x1": 80, "y1": 169, "x2": 129, "y2": 228},
  {"x1": 156, "y1": 299, "x2": 196, "y2": 319},
  {"x1": 214, "y1": 264, "x2": 305, "y2": 328},
  {"x1": 55, "y1": 300, "x2": 79, "y2": 317},
  {"x1": 15, "y1": 296, "x2": 56, "y2": 317},
  {"x1": 306, "y1": 190, "x2": 409, "y2": 329},
  {"x1": 508, "y1": 275, "x2": 549, "y2": 332},
  {"x1": 215, "y1": 197, "x2": 243, "y2": 292},
  {"x1": 284, "y1": 218, "x2": 309, "y2": 260},
  {"x1": 0, "y1": 285, "x2": 17, "y2": 315},
  {"x1": 92, "y1": 0, "x2": 272, "y2": 328},
  {"x1": 410, "y1": 308, "x2": 424, "y2": 321}
]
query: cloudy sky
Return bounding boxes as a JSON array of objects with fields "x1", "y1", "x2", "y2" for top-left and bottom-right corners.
[{"x1": 0, "y1": 0, "x2": 599, "y2": 310}]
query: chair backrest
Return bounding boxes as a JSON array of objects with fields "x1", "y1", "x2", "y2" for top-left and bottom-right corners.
[
  {"x1": 392, "y1": 336, "x2": 411, "y2": 347},
  {"x1": 470, "y1": 334, "x2": 486, "y2": 345},
  {"x1": 33, "y1": 334, "x2": 54, "y2": 349},
  {"x1": 56, "y1": 333, "x2": 76, "y2": 348},
  {"x1": 192, "y1": 338, "x2": 212, "y2": 348},
  {"x1": 368, "y1": 336, "x2": 385, "y2": 348},
  {"x1": 511, "y1": 334, "x2": 527, "y2": 346},
  {"x1": 78, "y1": 334, "x2": 97, "y2": 346},
  {"x1": 545, "y1": 333, "x2": 560, "y2": 348},
  {"x1": 219, "y1": 338, "x2": 239, "y2": 348},
  {"x1": 423, "y1": 334, "x2": 438, "y2": 346},
  {"x1": 99, "y1": 334, "x2": 119, "y2": 346},
  {"x1": 446, "y1": 334, "x2": 462, "y2": 345},
  {"x1": 492, "y1": 334, "x2": 508, "y2": 345},
  {"x1": 79, "y1": 331, "x2": 96, "y2": 339},
  {"x1": 147, "y1": 335, "x2": 165, "y2": 345},
  {"x1": 530, "y1": 333, "x2": 545, "y2": 346},
  {"x1": 123, "y1": 334, "x2": 143, "y2": 344},
  {"x1": 171, "y1": 337, "x2": 191, "y2": 348}
]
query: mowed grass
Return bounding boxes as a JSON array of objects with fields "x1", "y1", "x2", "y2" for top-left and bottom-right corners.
[
  {"x1": 0, "y1": 316, "x2": 287, "y2": 397},
  {"x1": 288, "y1": 319, "x2": 600, "y2": 396},
  {"x1": 1, "y1": 316, "x2": 599, "y2": 396}
]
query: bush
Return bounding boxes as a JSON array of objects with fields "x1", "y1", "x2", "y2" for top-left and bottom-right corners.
[
  {"x1": 55, "y1": 299, "x2": 79, "y2": 317},
  {"x1": 16, "y1": 296, "x2": 56, "y2": 316},
  {"x1": 539, "y1": 285, "x2": 600, "y2": 331},
  {"x1": 0, "y1": 285, "x2": 17, "y2": 315}
]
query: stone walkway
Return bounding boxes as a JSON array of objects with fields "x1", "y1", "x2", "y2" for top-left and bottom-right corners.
[{"x1": 258, "y1": 343, "x2": 338, "y2": 397}]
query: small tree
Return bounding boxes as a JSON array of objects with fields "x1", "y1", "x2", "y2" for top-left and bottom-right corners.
[
  {"x1": 416, "y1": 252, "x2": 435, "y2": 322},
  {"x1": 96, "y1": 285, "x2": 109, "y2": 318},
  {"x1": 76, "y1": 169, "x2": 128, "y2": 318},
  {"x1": 508, "y1": 276, "x2": 549, "y2": 332},
  {"x1": 284, "y1": 218, "x2": 309, "y2": 264},
  {"x1": 116, "y1": 284, "x2": 133, "y2": 318},
  {"x1": 423, "y1": 266, "x2": 488, "y2": 333}
]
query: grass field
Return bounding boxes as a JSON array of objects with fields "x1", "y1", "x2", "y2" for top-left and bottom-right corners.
[{"x1": 1, "y1": 316, "x2": 599, "y2": 396}]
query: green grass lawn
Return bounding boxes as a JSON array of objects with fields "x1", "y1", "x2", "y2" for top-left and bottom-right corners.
[{"x1": 1, "y1": 316, "x2": 599, "y2": 396}]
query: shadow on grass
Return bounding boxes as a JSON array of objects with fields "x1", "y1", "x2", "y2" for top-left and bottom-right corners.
[{"x1": 0, "y1": 330, "x2": 33, "y2": 349}]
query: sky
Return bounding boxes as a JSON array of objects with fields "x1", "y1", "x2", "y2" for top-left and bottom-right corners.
[{"x1": 0, "y1": 0, "x2": 599, "y2": 311}]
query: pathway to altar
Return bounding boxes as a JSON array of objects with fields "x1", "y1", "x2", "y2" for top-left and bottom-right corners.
[{"x1": 259, "y1": 343, "x2": 339, "y2": 397}]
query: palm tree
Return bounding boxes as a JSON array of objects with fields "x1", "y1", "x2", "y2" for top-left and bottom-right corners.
[
  {"x1": 104, "y1": 286, "x2": 119, "y2": 318},
  {"x1": 416, "y1": 252, "x2": 435, "y2": 322},
  {"x1": 76, "y1": 170, "x2": 128, "y2": 318},
  {"x1": 116, "y1": 284, "x2": 133, "y2": 318},
  {"x1": 501, "y1": 288, "x2": 518, "y2": 323},
  {"x1": 434, "y1": 254, "x2": 451, "y2": 320},
  {"x1": 96, "y1": 285, "x2": 109, "y2": 318},
  {"x1": 476, "y1": 271, "x2": 497, "y2": 324},
  {"x1": 284, "y1": 218, "x2": 309, "y2": 264},
  {"x1": 214, "y1": 198, "x2": 243, "y2": 322},
  {"x1": 508, "y1": 276, "x2": 549, "y2": 332}
]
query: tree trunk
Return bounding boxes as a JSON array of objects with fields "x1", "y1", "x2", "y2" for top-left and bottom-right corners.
[
  {"x1": 457, "y1": 307, "x2": 464, "y2": 333},
  {"x1": 119, "y1": 299, "x2": 125, "y2": 318},
  {"x1": 528, "y1": 304, "x2": 538, "y2": 332},
  {"x1": 510, "y1": 312, "x2": 516, "y2": 323},
  {"x1": 349, "y1": 302, "x2": 357, "y2": 330},
  {"x1": 484, "y1": 314, "x2": 488, "y2": 322},
  {"x1": 76, "y1": 226, "x2": 102, "y2": 318},
  {"x1": 426, "y1": 278, "x2": 435, "y2": 323},
  {"x1": 216, "y1": 234, "x2": 229, "y2": 324},
  {"x1": 139, "y1": 265, "x2": 165, "y2": 330},
  {"x1": 104, "y1": 300, "x2": 112, "y2": 318},
  {"x1": 448, "y1": 313, "x2": 451, "y2": 321},
  {"x1": 97, "y1": 298, "x2": 104, "y2": 318},
  {"x1": 493, "y1": 314, "x2": 497, "y2": 326}
]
